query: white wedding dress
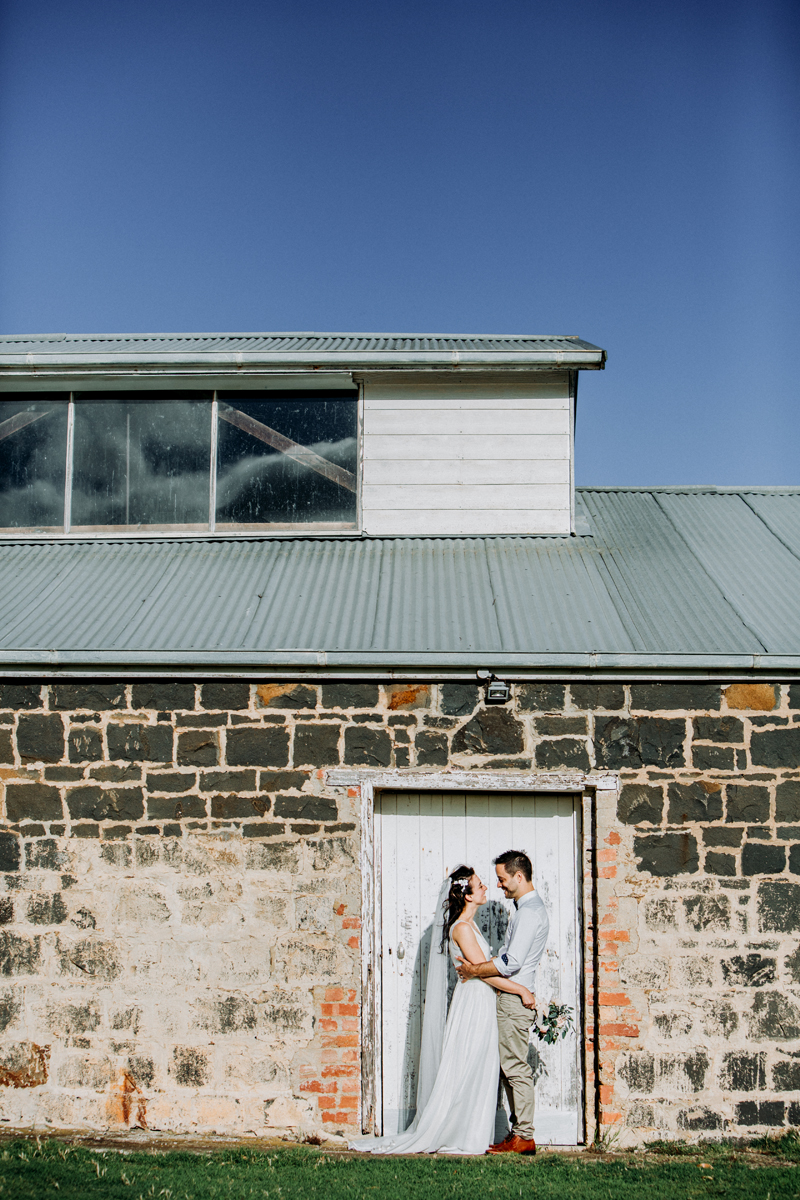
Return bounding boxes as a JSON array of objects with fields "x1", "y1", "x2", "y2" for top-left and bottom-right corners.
[{"x1": 351, "y1": 921, "x2": 500, "y2": 1156}]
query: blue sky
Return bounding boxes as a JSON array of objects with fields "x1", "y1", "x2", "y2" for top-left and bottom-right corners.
[{"x1": 0, "y1": 0, "x2": 798, "y2": 486}]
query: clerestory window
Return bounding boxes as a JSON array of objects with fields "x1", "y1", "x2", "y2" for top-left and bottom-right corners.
[{"x1": 0, "y1": 390, "x2": 358, "y2": 535}]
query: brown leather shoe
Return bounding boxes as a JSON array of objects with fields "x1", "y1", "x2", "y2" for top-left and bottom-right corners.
[
  {"x1": 487, "y1": 1134, "x2": 536, "y2": 1155},
  {"x1": 487, "y1": 1135, "x2": 515, "y2": 1152}
]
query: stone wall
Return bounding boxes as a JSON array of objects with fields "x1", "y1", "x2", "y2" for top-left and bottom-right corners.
[{"x1": 0, "y1": 678, "x2": 798, "y2": 1142}]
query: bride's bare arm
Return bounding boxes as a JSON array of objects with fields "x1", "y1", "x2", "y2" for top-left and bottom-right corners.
[{"x1": 451, "y1": 924, "x2": 536, "y2": 1009}]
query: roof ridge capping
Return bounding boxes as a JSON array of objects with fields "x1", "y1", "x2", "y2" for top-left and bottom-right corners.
[{"x1": 0, "y1": 330, "x2": 587, "y2": 342}]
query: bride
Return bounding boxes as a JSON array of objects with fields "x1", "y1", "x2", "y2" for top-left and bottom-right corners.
[{"x1": 350, "y1": 865, "x2": 535, "y2": 1156}]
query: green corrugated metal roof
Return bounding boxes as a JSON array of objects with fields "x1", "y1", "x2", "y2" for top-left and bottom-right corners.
[{"x1": 0, "y1": 488, "x2": 797, "y2": 677}]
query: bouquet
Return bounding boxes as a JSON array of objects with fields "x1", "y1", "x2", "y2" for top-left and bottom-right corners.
[{"x1": 534, "y1": 1002, "x2": 574, "y2": 1044}]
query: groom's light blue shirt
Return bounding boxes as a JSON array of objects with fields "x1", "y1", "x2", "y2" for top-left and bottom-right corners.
[{"x1": 492, "y1": 890, "x2": 549, "y2": 990}]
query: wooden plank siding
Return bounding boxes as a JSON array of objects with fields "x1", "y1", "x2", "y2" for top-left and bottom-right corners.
[{"x1": 360, "y1": 372, "x2": 573, "y2": 536}]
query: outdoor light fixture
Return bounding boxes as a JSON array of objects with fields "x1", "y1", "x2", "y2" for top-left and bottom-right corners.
[{"x1": 476, "y1": 670, "x2": 511, "y2": 704}]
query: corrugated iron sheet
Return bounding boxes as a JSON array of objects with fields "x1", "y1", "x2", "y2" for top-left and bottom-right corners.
[
  {"x1": 0, "y1": 489, "x2": 797, "y2": 671},
  {"x1": 0, "y1": 332, "x2": 602, "y2": 357}
]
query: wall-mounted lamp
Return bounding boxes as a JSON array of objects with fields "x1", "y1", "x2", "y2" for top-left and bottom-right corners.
[{"x1": 476, "y1": 670, "x2": 511, "y2": 704}]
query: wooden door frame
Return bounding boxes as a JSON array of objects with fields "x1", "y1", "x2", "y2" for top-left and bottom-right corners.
[{"x1": 326, "y1": 768, "x2": 620, "y2": 1144}]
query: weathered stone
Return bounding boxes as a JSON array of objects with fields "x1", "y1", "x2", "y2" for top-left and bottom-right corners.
[
  {"x1": 147, "y1": 795, "x2": 206, "y2": 820},
  {"x1": 751, "y1": 727, "x2": 800, "y2": 768},
  {"x1": 691, "y1": 745, "x2": 734, "y2": 771},
  {"x1": 595, "y1": 716, "x2": 685, "y2": 769},
  {"x1": 658, "y1": 1050, "x2": 709, "y2": 1093},
  {"x1": 718, "y1": 1050, "x2": 766, "y2": 1091},
  {"x1": 293, "y1": 724, "x2": 341, "y2": 766},
  {"x1": 202, "y1": 683, "x2": 251, "y2": 709},
  {"x1": 226, "y1": 726, "x2": 290, "y2": 767},
  {"x1": 0, "y1": 989, "x2": 21, "y2": 1031},
  {"x1": 17, "y1": 713, "x2": 64, "y2": 763},
  {"x1": 440, "y1": 684, "x2": 481, "y2": 716},
  {"x1": 211, "y1": 793, "x2": 267, "y2": 819},
  {"x1": 106, "y1": 723, "x2": 173, "y2": 762},
  {"x1": 0, "y1": 833, "x2": 20, "y2": 872},
  {"x1": 630, "y1": 683, "x2": 720, "y2": 712},
  {"x1": 320, "y1": 683, "x2": 379, "y2": 709},
  {"x1": 569, "y1": 683, "x2": 624, "y2": 711},
  {"x1": 534, "y1": 738, "x2": 590, "y2": 770},
  {"x1": 256, "y1": 683, "x2": 317, "y2": 711},
  {"x1": 0, "y1": 685, "x2": 41, "y2": 709},
  {"x1": 618, "y1": 1051, "x2": 655, "y2": 1093},
  {"x1": 311, "y1": 836, "x2": 354, "y2": 871},
  {"x1": 722, "y1": 954, "x2": 776, "y2": 986},
  {"x1": 146, "y1": 771, "x2": 196, "y2": 793},
  {"x1": 776, "y1": 781, "x2": 800, "y2": 823},
  {"x1": 784, "y1": 944, "x2": 800, "y2": 983},
  {"x1": 171, "y1": 1046, "x2": 208, "y2": 1087},
  {"x1": 100, "y1": 842, "x2": 132, "y2": 866},
  {"x1": 516, "y1": 683, "x2": 565, "y2": 713},
  {"x1": 0, "y1": 932, "x2": 42, "y2": 976},
  {"x1": 634, "y1": 833, "x2": 698, "y2": 876},
  {"x1": 725, "y1": 683, "x2": 777, "y2": 712},
  {"x1": 653, "y1": 1011, "x2": 692, "y2": 1037},
  {"x1": 626, "y1": 1102, "x2": 655, "y2": 1127},
  {"x1": 244, "y1": 842, "x2": 300, "y2": 872},
  {"x1": 726, "y1": 784, "x2": 770, "y2": 823},
  {"x1": 44, "y1": 766, "x2": 84, "y2": 782},
  {"x1": 26, "y1": 892, "x2": 68, "y2": 925},
  {"x1": 5, "y1": 783, "x2": 62, "y2": 823},
  {"x1": 747, "y1": 991, "x2": 800, "y2": 1040},
  {"x1": 452, "y1": 710, "x2": 524, "y2": 756},
  {"x1": 130, "y1": 682, "x2": 195, "y2": 710},
  {"x1": 683, "y1": 894, "x2": 730, "y2": 931},
  {"x1": 678, "y1": 1107, "x2": 722, "y2": 1131},
  {"x1": 643, "y1": 898, "x2": 679, "y2": 930},
  {"x1": 51, "y1": 683, "x2": 126, "y2": 710},
  {"x1": 200, "y1": 770, "x2": 257, "y2": 792},
  {"x1": 535, "y1": 716, "x2": 587, "y2": 736},
  {"x1": 619, "y1": 956, "x2": 668, "y2": 989},
  {"x1": 667, "y1": 782, "x2": 723, "y2": 824},
  {"x1": 742, "y1": 843, "x2": 785, "y2": 876},
  {"x1": 703, "y1": 827, "x2": 743, "y2": 847},
  {"x1": 773, "y1": 1059, "x2": 800, "y2": 1091},
  {"x1": 0, "y1": 730, "x2": 13, "y2": 764},
  {"x1": 274, "y1": 794, "x2": 337, "y2": 821},
  {"x1": 758, "y1": 878, "x2": 800, "y2": 931},
  {"x1": 702, "y1": 999, "x2": 739, "y2": 1039},
  {"x1": 0, "y1": 899, "x2": 13, "y2": 925},
  {"x1": 415, "y1": 730, "x2": 448, "y2": 766},
  {"x1": 790, "y1": 844, "x2": 800, "y2": 875},
  {"x1": 705, "y1": 852, "x2": 736, "y2": 876},
  {"x1": 693, "y1": 716, "x2": 744, "y2": 743},
  {"x1": 736, "y1": 1100, "x2": 785, "y2": 1126},
  {"x1": 385, "y1": 684, "x2": 430, "y2": 711},
  {"x1": 68, "y1": 726, "x2": 103, "y2": 762},
  {"x1": 259, "y1": 770, "x2": 309, "y2": 794},
  {"x1": 66, "y1": 786, "x2": 144, "y2": 821},
  {"x1": 343, "y1": 726, "x2": 392, "y2": 767},
  {"x1": 242, "y1": 822, "x2": 286, "y2": 837},
  {"x1": 177, "y1": 730, "x2": 219, "y2": 766}
]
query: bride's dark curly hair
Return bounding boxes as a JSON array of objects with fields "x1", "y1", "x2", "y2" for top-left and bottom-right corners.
[{"x1": 440, "y1": 865, "x2": 475, "y2": 952}]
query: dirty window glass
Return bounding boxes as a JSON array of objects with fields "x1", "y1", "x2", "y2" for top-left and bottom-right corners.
[
  {"x1": 0, "y1": 397, "x2": 68, "y2": 529},
  {"x1": 0, "y1": 390, "x2": 358, "y2": 535},
  {"x1": 71, "y1": 396, "x2": 212, "y2": 529},
  {"x1": 215, "y1": 395, "x2": 358, "y2": 527}
]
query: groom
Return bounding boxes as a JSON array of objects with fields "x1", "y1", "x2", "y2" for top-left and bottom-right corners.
[{"x1": 455, "y1": 849, "x2": 549, "y2": 1156}]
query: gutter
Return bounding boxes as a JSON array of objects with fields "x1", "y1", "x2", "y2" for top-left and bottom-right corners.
[{"x1": 0, "y1": 649, "x2": 797, "y2": 680}]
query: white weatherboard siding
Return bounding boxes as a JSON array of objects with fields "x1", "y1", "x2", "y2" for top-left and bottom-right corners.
[
  {"x1": 361, "y1": 373, "x2": 573, "y2": 535},
  {"x1": 377, "y1": 790, "x2": 582, "y2": 1146}
]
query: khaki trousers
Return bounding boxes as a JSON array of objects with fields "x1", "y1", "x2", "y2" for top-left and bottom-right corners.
[{"x1": 496, "y1": 992, "x2": 535, "y2": 1139}]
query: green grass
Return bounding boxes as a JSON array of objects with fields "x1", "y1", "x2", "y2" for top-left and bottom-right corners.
[{"x1": 2, "y1": 1139, "x2": 800, "y2": 1200}]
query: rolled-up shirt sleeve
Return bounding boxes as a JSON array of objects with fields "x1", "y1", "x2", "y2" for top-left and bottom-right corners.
[{"x1": 492, "y1": 905, "x2": 548, "y2": 978}]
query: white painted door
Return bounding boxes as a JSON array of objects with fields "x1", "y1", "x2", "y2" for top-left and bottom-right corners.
[{"x1": 376, "y1": 790, "x2": 582, "y2": 1146}]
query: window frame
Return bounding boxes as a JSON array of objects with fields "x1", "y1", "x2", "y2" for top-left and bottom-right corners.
[{"x1": 0, "y1": 385, "x2": 363, "y2": 540}]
